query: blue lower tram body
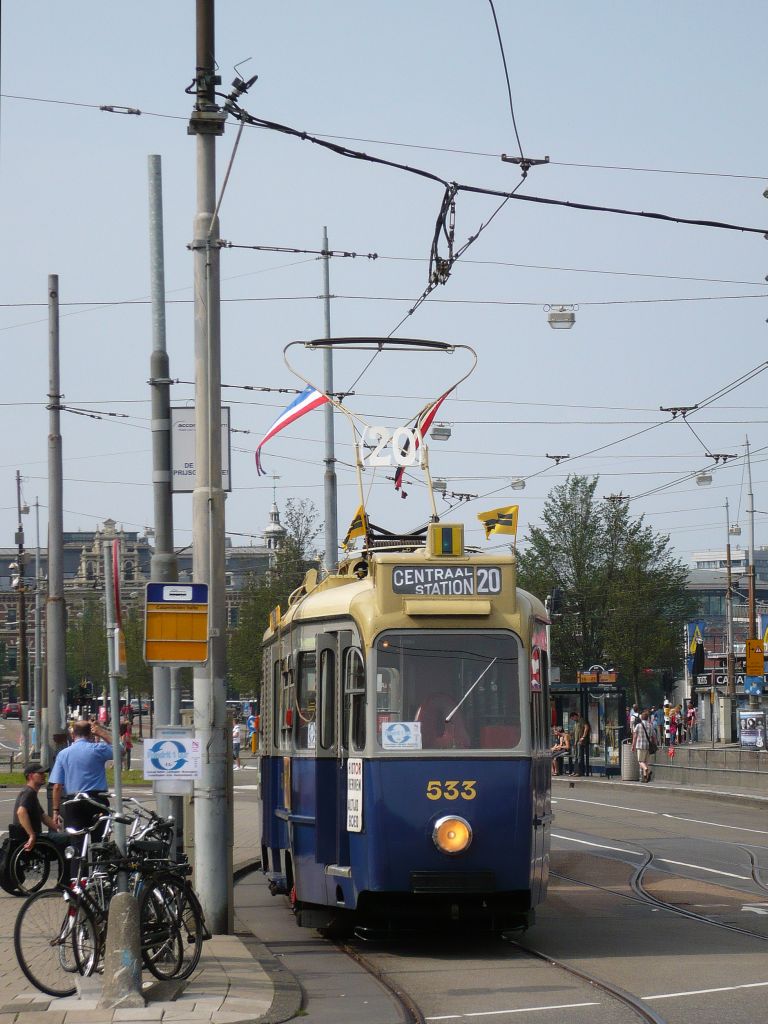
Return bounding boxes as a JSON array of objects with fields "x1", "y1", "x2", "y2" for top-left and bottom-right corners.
[{"x1": 261, "y1": 755, "x2": 549, "y2": 930}]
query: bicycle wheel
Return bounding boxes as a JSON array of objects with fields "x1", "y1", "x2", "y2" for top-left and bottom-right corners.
[
  {"x1": 14, "y1": 890, "x2": 80, "y2": 996},
  {"x1": 72, "y1": 902, "x2": 101, "y2": 977},
  {"x1": 139, "y1": 883, "x2": 184, "y2": 980},
  {"x1": 157, "y1": 875, "x2": 204, "y2": 979},
  {"x1": 11, "y1": 841, "x2": 64, "y2": 896}
]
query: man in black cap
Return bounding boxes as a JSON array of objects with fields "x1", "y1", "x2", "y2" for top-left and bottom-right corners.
[{"x1": 13, "y1": 763, "x2": 61, "y2": 851}]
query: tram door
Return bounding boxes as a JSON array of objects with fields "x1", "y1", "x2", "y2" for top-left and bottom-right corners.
[
  {"x1": 530, "y1": 648, "x2": 551, "y2": 904},
  {"x1": 315, "y1": 630, "x2": 353, "y2": 870}
]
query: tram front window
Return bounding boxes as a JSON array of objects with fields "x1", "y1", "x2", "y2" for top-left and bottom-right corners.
[{"x1": 375, "y1": 632, "x2": 521, "y2": 751}]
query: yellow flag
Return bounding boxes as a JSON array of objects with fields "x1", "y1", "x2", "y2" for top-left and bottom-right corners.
[
  {"x1": 342, "y1": 505, "x2": 368, "y2": 550},
  {"x1": 477, "y1": 505, "x2": 518, "y2": 539}
]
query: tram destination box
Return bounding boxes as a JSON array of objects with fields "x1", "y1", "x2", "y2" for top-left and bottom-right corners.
[{"x1": 391, "y1": 564, "x2": 502, "y2": 596}]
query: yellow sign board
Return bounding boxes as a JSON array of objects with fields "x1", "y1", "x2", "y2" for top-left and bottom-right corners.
[
  {"x1": 746, "y1": 638, "x2": 765, "y2": 677},
  {"x1": 144, "y1": 583, "x2": 209, "y2": 666},
  {"x1": 577, "y1": 670, "x2": 617, "y2": 684}
]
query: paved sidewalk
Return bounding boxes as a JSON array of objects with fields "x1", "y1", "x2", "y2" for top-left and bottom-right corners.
[{"x1": 0, "y1": 764, "x2": 276, "y2": 1024}]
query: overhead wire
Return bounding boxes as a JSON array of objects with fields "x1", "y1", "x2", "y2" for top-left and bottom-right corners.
[{"x1": 4, "y1": 92, "x2": 766, "y2": 180}]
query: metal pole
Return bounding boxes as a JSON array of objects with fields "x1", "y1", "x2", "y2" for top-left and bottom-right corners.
[
  {"x1": 15, "y1": 470, "x2": 30, "y2": 762},
  {"x1": 148, "y1": 154, "x2": 179, "y2": 830},
  {"x1": 746, "y1": 436, "x2": 759, "y2": 710},
  {"x1": 103, "y1": 544, "x2": 126, "y2": 868},
  {"x1": 189, "y1": 0, "x2": 229, "y2": 934},
  {"x1": 33, "y1": 499, "x2": 43, "y2": 756},
  {"x1": 46, "y1": 275, "x2": 67, "y2": 769},
  {"x1": 725, "y1": 499, "x2": 736, "y2": 697},
  {"x1": 322, "y1": 227, "x2": 339, "y2": 573}
]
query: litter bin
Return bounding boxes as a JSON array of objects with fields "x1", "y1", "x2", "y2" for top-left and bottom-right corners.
[{"x1": 621, "y1": 738, "x2": 639, "y2": 781}]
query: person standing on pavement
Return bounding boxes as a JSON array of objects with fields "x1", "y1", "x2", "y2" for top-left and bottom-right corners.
[
  {"x1": 120, "y1": 718, "x2": 133, "y2": 770},
  {"x1": 569, "y1": 712, "x2": 591, "y2": 776},
  {"x1": 49, "y1": 720, "x2": 120, "y2": 835},
  {"x1": 13, "y1": 763, "x2": 61, "y2": 851},
  {"x1": 632, "y1": 710, "x2": 654, "y2": 783},
  {"x1": 233, "y1": 719, "x2": 242, "y2": 770}
]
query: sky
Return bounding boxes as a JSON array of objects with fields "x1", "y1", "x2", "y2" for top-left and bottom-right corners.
[{"x1": 1, "y1": 1, "x2": 767, "y2": 572}]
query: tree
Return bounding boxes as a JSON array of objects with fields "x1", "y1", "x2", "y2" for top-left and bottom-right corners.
[
  {"x1": 65, "y1": 595, "x2": 108, "y2": 702},
  {"x1": 122, "y1": 603, "x2": 153, "y2": 736},
  {"x1": 228, "y1": 499, "x2": 322, "y2": 696},
  {"x1": 516, "y1": 475, "x2": 694, "y2": 702}
]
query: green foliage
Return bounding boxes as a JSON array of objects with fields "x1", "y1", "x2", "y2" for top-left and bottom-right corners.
[
  {"x1": 228, "y1": 499, "x2": 322, "y2": 695},
  {"x1": 516, "y1": 475, "x2": 695, "y2": 702},
  {"x1": 65, "y1": 595, "x2": 108, "y2": 693},
  {"x1": 121, "y1": 605, "x2": 153, "y2": 701}
]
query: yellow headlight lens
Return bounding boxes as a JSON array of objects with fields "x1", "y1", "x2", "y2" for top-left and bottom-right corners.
[{"x1": 432, "y1": 815, "x2": 472, "y2": 855}]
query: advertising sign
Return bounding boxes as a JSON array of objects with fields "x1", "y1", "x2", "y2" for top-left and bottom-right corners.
[
  {"x1": 143, "y1": 727, "x2": 201, "y2": 780},
  {"x1": 738, "y1": 711, "x2": 767, "y2": 751},
  {"x1": 171, "y1": 407, "x2": 231, "y2": 492}
]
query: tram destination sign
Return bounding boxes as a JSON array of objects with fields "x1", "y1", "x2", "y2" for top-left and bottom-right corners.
[{"x1": 392, "y1": 564, "x2": 502, "y2": 596}]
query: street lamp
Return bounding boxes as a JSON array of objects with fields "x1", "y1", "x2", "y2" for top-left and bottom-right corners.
[
  {"x1": 430, "y1": 424, "x2": 452, "y2": 441},
  {"x1": 510, "y1": 478, "x2": 526, "y2": 491},
  {"x1": 545, "y1": 304, "x2": 576, "y2": 329},
  {"x1": 695, "y1": 471, "x2": 713, "y2": 486}
]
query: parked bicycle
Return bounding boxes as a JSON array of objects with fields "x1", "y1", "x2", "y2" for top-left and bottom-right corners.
[{"x1": 13, "y1": 794, "x2": 207, "y2": 997}]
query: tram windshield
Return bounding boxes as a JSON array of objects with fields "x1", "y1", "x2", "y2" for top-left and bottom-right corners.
[{"x1": 374, "y1": 631, "x2": 521, "y2": 751}]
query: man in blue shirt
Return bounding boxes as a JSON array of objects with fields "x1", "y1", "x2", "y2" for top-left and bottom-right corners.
[{"x1": 50, "y1": 720, "x2": 120, "y2": 836}]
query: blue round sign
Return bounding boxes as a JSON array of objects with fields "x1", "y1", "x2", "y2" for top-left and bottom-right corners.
[
  {"x1": 247, "y1": 715, "x2": 256, "y2": 731},
  {"x1": 148, "y1": 739, "x2": 187, "y2": 772}
]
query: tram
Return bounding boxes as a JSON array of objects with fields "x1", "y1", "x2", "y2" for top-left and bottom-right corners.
[{"x1": 256, "y1": 338, "x2": 552, "y2": 934}]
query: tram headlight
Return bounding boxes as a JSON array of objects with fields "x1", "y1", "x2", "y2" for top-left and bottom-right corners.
[{"x1": 432, "y1": 815, "x2": 472, "y2": 855}]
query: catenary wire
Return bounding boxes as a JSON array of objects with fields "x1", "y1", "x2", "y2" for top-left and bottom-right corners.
[{"x1": 2, "y1": 93, "x2": 766, "y2": 180}]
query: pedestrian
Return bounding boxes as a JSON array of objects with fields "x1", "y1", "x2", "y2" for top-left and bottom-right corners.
[
  {"x1": 120, "y1": 718, "x2": 133, "y2": 770},
  {"x1": 669, "y1": 705, "x2": 679, "y2": 746},
  {"x1": 550, "y1": 727, "x2": 570, "y2": 776},
  {"x1": 49, "y1": 720, "x2": 120, "y2": 840},
  {"x1": 652, "y1": 705, "x2": 665, "y2": 742},
  {"x1": 629, "y1": 704, "x2": 640, "y2": 729},
  {"x1": 233, "y1": 719, "x2": 242, "y2": 770},
  {"x1": 632, "y1": 710, "x2": 654, "y2": 783},
  {"x1": 570, "y1": 711, "x2": 591, "y2": 776},
  {"x1": 12, "y1": 763, "x2": 61, "y2": 851},
  {"x1": 686, "y1": 703, "x2": 698, "y2": 743}
]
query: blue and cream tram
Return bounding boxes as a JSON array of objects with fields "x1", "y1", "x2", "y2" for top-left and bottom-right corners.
[{"x1": 258, "y1": 522, "x2": 552, "y2": 933}]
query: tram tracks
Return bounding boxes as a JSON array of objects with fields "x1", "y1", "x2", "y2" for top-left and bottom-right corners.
[
  {"x1": 503, "y1": 938, "x2": 667, "y2": 1024},
  {"x1": 335, "y1": 939, "x2": 426, "y2": 1024}
]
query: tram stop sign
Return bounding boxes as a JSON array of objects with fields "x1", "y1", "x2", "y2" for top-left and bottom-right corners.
[{"x1": 144, "y1": 583, "x2": 209, "y2": 666}]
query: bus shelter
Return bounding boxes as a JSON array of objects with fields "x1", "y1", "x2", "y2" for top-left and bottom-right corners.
[{"x1": 550, "y1": 682, "x2": 627, "y2": 777}]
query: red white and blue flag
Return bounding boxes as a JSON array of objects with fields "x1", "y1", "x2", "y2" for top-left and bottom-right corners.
[
  {"x1": 255, "y1": 386, "x2": 329, "y2": 475},
  {"x1": 394, "y1": 389, "x2": 452, "y2": 497}
]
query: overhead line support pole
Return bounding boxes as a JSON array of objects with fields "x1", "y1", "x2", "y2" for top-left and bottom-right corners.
[
  {"x1": 188, "y1": 0, "x2": 229, "y2": 935},
  {"x1": 322, "y1": 226, "x2": 339, "y2": 573},
  {"x1": 15, "y1": 470, "x2": 29, "y2": 762},
  {"x1": 148, "y1": 154, "x2": 180, "y2": 838},
  {"x1": 46, "y1": 275, "x2": 67, "y2": 770}
]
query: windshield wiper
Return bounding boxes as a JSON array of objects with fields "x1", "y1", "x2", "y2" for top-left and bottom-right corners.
[{"x1": 444, "y1": 657, "x2": 497, "y2": 722}]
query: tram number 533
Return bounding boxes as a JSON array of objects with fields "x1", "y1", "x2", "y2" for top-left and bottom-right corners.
[{"x1": 426, "y1": 780, "x2": 477, "y2": 800}]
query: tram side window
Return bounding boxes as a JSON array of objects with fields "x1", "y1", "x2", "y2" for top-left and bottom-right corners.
[
  {"x1": 279, "y1": 665, "x2": 294, "y2": 751},
  {"x1": 319, "y1": 648, "x2": 336, "y2": 750},
  {"x1": 344, "y1": 648, "x2": 366, "y2": 752},
  {"x1": 272, "y1": 659, "x2": 281, "y2": 747},
  {"x1": 296, "y1": 652, "x2": 317, "y2": 750}
]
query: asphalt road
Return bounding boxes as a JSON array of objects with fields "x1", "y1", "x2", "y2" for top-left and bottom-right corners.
[{"x1": 240, "y1": 779, "x2": 768, "y2": 1024}]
